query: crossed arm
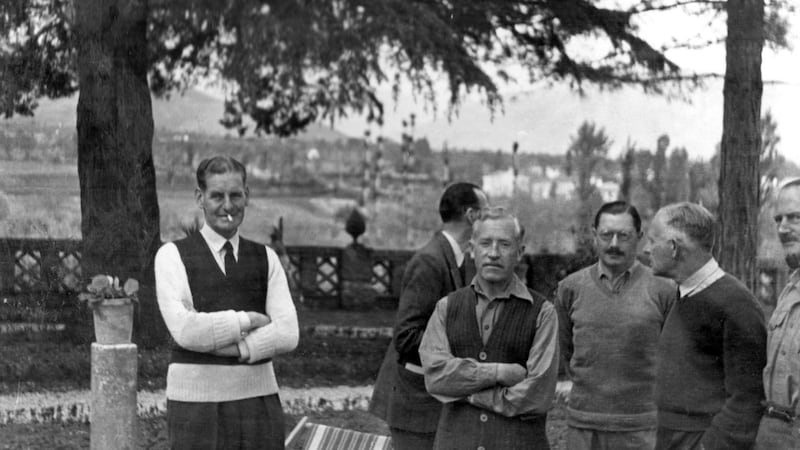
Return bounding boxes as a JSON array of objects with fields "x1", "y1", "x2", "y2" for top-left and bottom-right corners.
[
  {"x1": 155, "y1": 242, "x2": 299, "y2": 363},
  {"x1": 419, "y1": 298, "x2": 559, "y2": 417}
]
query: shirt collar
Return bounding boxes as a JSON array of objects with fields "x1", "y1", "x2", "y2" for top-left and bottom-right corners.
[
  {"x1": 598, "y1": 259, "x2": 638, "y2": 280},
  {"x1": 200, "y1": 224, "x2": 240, "y2": 256},
  {"x1": 786, "y1": 268, "x2": 800, "y2": 293},
  {"x1": 680, "y1": 257, "x2": 725, "y2": 298},
  {"x1": 471, "y1": 274, "x2": 533, "y2": 303},
  {"x1": 441, "y1": 230, "x2": 464, "y2": 267}
]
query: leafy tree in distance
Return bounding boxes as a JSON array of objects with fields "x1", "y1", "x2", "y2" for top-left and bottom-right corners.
[
  {"x1": 566, "y1": 121, "x2": 611, "y2": 254},
  {"x1": 759, "y1": 109, "x2": 783, "y2": 203},
  {"x1": 619, "y1": 139, "x2": 636, "y2": 203},
  {"x1": 650, "y1": 135, "x2": 669, "y2": 211},
  {"x1": 664, "y1": 147, "x2": 690, "y2": 204}
]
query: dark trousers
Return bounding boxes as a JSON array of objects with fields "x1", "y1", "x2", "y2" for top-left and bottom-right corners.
[
  {"x1": 568, "y1": 426, "x2": 656, "y2": 450},
  {"x1": 655, "y1": 428, "x2": 704, "y2": 450},
  {"x1": 754, "y1": 415, "x2": 800, "y2": 449},
  {"x1": 168, "y1": 394, "x2": 285, "y2": 450},
  {"x1": 389, "y1": 426, "x2": 436, "y2": 450}
]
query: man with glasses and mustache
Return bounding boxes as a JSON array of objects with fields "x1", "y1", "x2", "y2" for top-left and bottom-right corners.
[
  {"x1": 555, "y1": 201, "x2": 676, "y2": 449},
  {"x1": 756, "y1": 177, "x2": 800, "y2": 449}
]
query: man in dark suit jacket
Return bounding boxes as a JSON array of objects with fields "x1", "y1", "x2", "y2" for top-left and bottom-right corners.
[{"x1": 370, "y1": 182, "x2": 488, "y2": 450}]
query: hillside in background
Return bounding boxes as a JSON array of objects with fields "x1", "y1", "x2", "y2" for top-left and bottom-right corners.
[
  {"x1": 7, "y1": 89, "x2": 349, "y2": 143},
  {"x1": 335, "y1": 80, "x2": 800, "y2": 163},
  {"x1": 9, "y1": 80, "x2": 799, "y2": 165}
]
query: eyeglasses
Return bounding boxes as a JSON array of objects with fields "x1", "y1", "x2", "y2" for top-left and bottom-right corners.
[
  {"x1": 596, "y1": 230, "x2": 637, "y2": 242},
  {"x1": 774, "y1": 212, "x2": 800, "y2": 225}
]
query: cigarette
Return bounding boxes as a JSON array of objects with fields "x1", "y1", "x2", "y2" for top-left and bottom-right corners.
[{"x1": 226, "y1": 214, "x2": 233, "y2": 222}]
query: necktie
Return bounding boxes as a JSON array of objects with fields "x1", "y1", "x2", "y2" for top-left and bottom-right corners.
[
  {"x1": 458, "y1": 260, "x2": 467, "y2": 285},
  {"x1": 223, "y1": 241, "x2": 236, "y2": 277}
]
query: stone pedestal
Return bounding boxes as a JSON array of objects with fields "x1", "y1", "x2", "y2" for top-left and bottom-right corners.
[
  {"x1": 341, "y1": 243, "x2": 378, "y2": 309},
  {"x1": 91, "y1": 343, "x2": 138, "y2": 450}
]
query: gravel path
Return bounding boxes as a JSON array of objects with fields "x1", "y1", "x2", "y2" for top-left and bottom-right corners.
[{"x1": 0, "y1": 385, "x2": 374, "y2": 424}]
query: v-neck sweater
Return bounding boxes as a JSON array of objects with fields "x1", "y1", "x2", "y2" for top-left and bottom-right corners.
[
  {"x1": 556, "y1": 262, "x2": 676, "y2": 430},
  {"x1": 655, "y1": 274, "x2": 766, "y2": 449}
]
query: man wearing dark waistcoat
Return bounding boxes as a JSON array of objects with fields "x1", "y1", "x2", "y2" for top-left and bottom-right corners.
[
  {"x1": 420, "y1": 208, "x2": 559, "y2": 449},
  {"x1": 756, "y1": 177, "x2": 800, "y2": 449},
  {"x1": 155, "y1": 156, "x2": 299, "y2": 450},
  {"x1": 644, "y1": 202, "x2": 766, "y2": 450},
  {"x1": 370, "y1": 182, "x2": 488, "y2": 450}
]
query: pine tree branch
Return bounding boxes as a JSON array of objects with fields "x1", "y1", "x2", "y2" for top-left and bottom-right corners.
[{"x1": 629, "y1": 0, "x2": 725, "y2": 15}]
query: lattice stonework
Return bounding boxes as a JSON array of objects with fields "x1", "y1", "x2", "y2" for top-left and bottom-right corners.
[
  {"x1": 372, "y1": 260, "x2": 391, "y2": 295},
  {"x1": 315, "y1": 255, "x2": 339, "y2": 295},
  {"x1": 58, "y1": 250, "x2": 82, "y2": 293},
  {"x1": 14, "y1": 249, "x2": 42, "y2": 293}
]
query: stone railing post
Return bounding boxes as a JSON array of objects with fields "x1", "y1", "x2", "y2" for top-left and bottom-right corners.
[{"x1": 91, "y1": 343, "x2": 138, "y2": 449}]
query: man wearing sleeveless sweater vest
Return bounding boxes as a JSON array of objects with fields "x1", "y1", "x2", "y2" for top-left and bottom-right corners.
[
  {"x1": 644, "y1": 202, "x2": 766, "y2": 450},
  {"x1": 555, "y1": 201, "x2": 677, "y2": 450},
  {"x1": 755, "y1": 177, "x2": 800, "y2": 449},
  {"x1": 155, "y1": 156, "x2": 299, "y2": 450},
  {"x1": 370, "y1": 182, "x2": 488, "y2": 450},
  {"x1": 419, "y1": 208, "x2": 559, "y2": 449}
]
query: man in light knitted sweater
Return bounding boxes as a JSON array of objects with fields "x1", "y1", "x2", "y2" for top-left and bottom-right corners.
[
  {"x1": 155, "y1": 156, "x2": 299, "y2": 449},
  {"x1": 556, "y1": 201, "x2": 676, "y2": 450},
  {"x1": 645, "y1": 202, "x2": 766, "y2": 450}
]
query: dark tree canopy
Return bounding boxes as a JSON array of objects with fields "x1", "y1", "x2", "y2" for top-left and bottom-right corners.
[{"x1": 3, "y1": 0, "x2": 710, "y2": 136}]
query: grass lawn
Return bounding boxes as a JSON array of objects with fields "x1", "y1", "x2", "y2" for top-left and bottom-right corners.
[
  {"x1": 0, "y1": 407, "x2": 569, "y2": 449},
  {"x1": 0, "y1": 306, "x2": 396, "y2": 394}
]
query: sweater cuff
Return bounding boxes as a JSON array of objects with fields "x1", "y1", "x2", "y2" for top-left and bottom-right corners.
[
  {"x1": 243, "y1": 326, "x2": 277, "y2": 363},
  {"x1": 237, "y1": 340, "x2": 250, "y2": 362},
  {"x1": 237, "y1": 311, "x2": 251, "y2": 335},
  {"x1": 211, "y1": 310, "x2": 241, "y2": 345}
]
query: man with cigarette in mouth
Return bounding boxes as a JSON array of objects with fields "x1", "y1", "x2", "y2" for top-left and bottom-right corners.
[
  {"x1": 155, "y1": 156, "x2": 299, "y2": 449},
  {"x1": 756, "y1": 177, "x2": 800, "y2": 449}
]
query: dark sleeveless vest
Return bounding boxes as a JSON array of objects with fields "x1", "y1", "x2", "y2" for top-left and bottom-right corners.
[
  {"x1": 171, "y1": 232, "x2": 269, "y2": 366},
  {"x1": 434, "y1": 286, "x2": 549, "y2": 450}
]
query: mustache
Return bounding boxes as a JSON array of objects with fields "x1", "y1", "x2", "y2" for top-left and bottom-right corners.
[
  {"x1": 780, "y1": 234, "x2": 800, "y2": 244},
  {"x1": 604, "y1": 248, "x2": 625, "y2": 256}
]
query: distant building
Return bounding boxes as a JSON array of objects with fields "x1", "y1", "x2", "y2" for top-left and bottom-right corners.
[
  {"x1": 482, "y1": 166, "x2": 617, "y2": 202},
  {"x1": 482, "y1": 168, "x2": 527, "y2": 198},
  {"x1": 591, "y1": 176, "x2": 620, "y2": 202},
  {"x1": 482, "y1": 167, "x2": 575, "y2": 200}
]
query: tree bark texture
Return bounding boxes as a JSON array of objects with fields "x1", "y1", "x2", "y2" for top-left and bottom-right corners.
[
  {"x1": 717, "y1": 0, "x2": 763, "y2": 291},
  {"x1": 75, "y1": 0, "x2": 163, "y2": 342}
]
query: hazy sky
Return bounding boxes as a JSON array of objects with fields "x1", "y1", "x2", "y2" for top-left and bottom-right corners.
[{"x1": 332, "y1": 6, "x2": 800, "y2": 164}]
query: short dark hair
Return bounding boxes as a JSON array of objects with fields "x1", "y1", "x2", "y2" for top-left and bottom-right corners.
[
  {"x1": 593, "y1": 201, "x2": 642, "y2": 232},
  {"x1": 196, "y1": 156, "x2": 247, "y2": 190},
  {"x1": 439, "y1": 182, "x2": 483, "y2": 223}
]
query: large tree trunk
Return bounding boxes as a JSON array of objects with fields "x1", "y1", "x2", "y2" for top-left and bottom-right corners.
[
  {"x1": 716, "y1": 0, "x2": 763, "y2": 291},
  {"x1": 75, "y1": 0, "x2": 163, "y2": 344}
]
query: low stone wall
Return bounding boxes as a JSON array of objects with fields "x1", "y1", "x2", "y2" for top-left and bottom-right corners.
[{"x1": 0, "y1": 385, "x2": 374, "y2": 425}]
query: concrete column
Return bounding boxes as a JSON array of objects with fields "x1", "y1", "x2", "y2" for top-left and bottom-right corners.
[{"x1": 91, "y1": 343, "x2": 138, "y2": 450}]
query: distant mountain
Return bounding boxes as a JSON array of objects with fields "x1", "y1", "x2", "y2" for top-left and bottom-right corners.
[
  {"x1": 8, "y1": 88, "x2": 351, "y2": 143},
  {"x1": 333, "y1": 79, "x2": 800, "y2": 164}
]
